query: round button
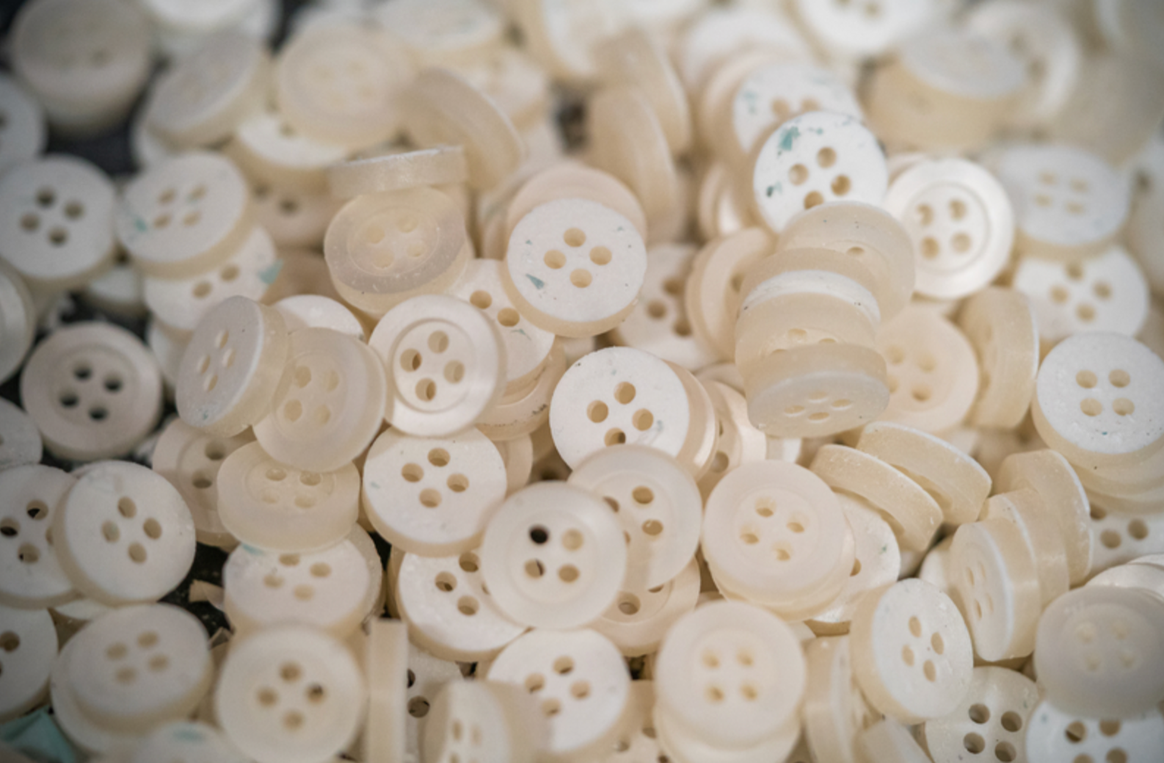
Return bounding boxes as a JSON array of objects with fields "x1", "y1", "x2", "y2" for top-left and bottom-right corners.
[
  {"x1": 227, "y1": 107, "x2": 348, "y2": 193},
  {"x1": 702, "y1": 460, "x2": 854, "y2": 621},
  {"x1": 0, "y1": 465, "x2": 76, "y2": 609},
  {"x1": 1025, "y1": 699, "x2": 1164, "y2": 763},
  {"x1": 422, "y1": 680, "x2": 535, "y2": 763},
  {"x1": 21, "y1": 322, "x2": 163, "y2": 461},
  {"x1": 480, "y1": 481, "x2": 627, "y2": 629},
  {"x1": 402, "y1": 640, "x2": 464, "y2": 761},
  {"x1": 850, "y1": 579, "x2": 974, "y2": 723},
  {"x1": 922, "y1": 665, "x2": 1039, "y2": 763},
  {"x1": 982, "y1": 488, "x2": 1070, "y2": 607},
  {"x1": 250, "y1": 182, "x2": 340, "y2": 251},
  {"x1": 457, "y1": 46, "x2": 551, "y2": 130},
  {"x1": 176, "y1": 295, "x2": 290, "y2": 438},
  {"x1": 503, "y1": 198, "x2": 648, "y2": 338},
  {"x1": 116, "y1": 152, "x2": 254, "y2": 278},
  {"x1": 374, "y1": 0, "x2": 505, "y2": 66},
  {"x1": 0, "y1": 73, "x2": 45, "y2": 175},
  {"x1": 0, "y1": 398, "x2": 42, "y2": 470},
  {"x1": 676, "y1": 8, "x2": 810, "y2": 93},
  {"x1": 131, "y1": 721, "x2": 250, "y2": 763},
  {"x1": 0, "y1": 604, "x2": 57, "y2": 724},
  {"x1": 362, "y1": 426, "x2": 507, "y2": 557},
  {"x1": 655, "y1": 600, "x2": 806, "y2": 750},
  {"x1": 217, "y1": 441, "x2": 359, "y2": 553},
  {"x1": 324, "y1": 187, "x2": 469, "y2": 317},
  {"x1": 590, "y1": 558, "x2": 700, "y2": 658},
  {"x1": 254, "y1": 327, "x2": 387, "y2": 472},
  {"x1": 68, "y1": 603, "x2": 212, "y2": 732},
  {"x1": 597, "y1": 27, "x2": 690, "y2": 156},
  {"x1": 957, "y1": 286, "x2": 1039, "y2": 429},
  {"x1": 802, "y1": 635, "x2": 880, "y2": 763},
  {"x1": 698, "y1": 380, "x2": 769, "y2": 499},
  {"x1": 751, "y1": 111, "x2": 888, "y2": 234},
  {"x1": 0, "y1": 260, "x2": 35, "y2": 386},
  {"x1": 273, "y1": 295, "x2": 364, "y2": 340},
  {"x1": 685, "y1": 228, "x2": 774, "y2": 362},
  {"x1": 504, "y1": 162, "x2": 648, "y2": 244},
  {"x1": 588, "y1": 85, "x2": 677, "y2": 225},
  {"x1": 0, "y1": 155, "x2": 116, "y2": 291},
  {"x1": 477, "y1": 339, "x2": 566, "y2": 441},
  {"x1": 327, "y1": 146, "x2": 468, "y2": 199},
  {"x1": 793, "y1": 0, "x2": 936, "y2": 60},
  {"x1": 215, "y1": 624, "x2": 366, "y2": 763}
]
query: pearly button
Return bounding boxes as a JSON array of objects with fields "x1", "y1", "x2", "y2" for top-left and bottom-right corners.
[
  {"x1": 0, "y1": 465, "x2": 76, "y2": 609},
  {"x1": 421, "y1": 680, "x2": 537, "y2": 763},
  {"x1": 957, "y1": 287, "x2": 1039, "y2": 429},
  {"x1": 227, "y1": 108, "x2": 349, "y2": 193},
  {"x1": 698, "y1": 380, "x2": 769, "y2": 498},
  {"x1": 327, "y1": 146, "x2": 468, "y2": 199},
  {"x1": 0, "y1": 260, "x2": 35, "y2": 386},
  {"x1": 588, "y1": 85, "x2": 677, "y2": 224},
  {"x1": 401, "y1": 641, "x2": 464, "y2": 761},
  {"x1": 591, "y1": 558, "x2": 700, "y2": 658},
  {"x1": 685, "y1": 228, "x2": 774, "y2": 363},
  {"x1": 249, "y1": 182, "x2": 340, "y2": 250},
  {"x1": 0, "y1": 604, "x2": 57, "y2": 723},
  {"x1": 0, "y1": 398, "x2": 42, "y2": 470},
  {"x1": 273, "y1": 295, "x2": 364, "y2": 341},
  {"x1": 921, "y1": 665, "x2": 1039, "y2": 763},
  {"x1": 802, "y1": 636, "x2": 880, "y2": 763},
  {"x1": 596, "y1": 27, "x2": 691, "y2": 155},
  {"x1": 601, "y1": 681, "x2": 669, "y2": 763},
  {"x1": 0, "y1": 155, "x2": 116, "y2": 291},
  {"x1": 503, "y1": 198, "x2": 648, "y2": 338},
  {"x1": 751, "y1": 111, "x2": 888, "y2": 234},
  {"x1": 504, "y1": 162, "x2": 648, "y2": 244},
  {"x1": 130, "y1": 721, "x2": 250, "y2": 763},
  {"x1": 1025, "y1": 700, "x2": 1164, "y2": 763},
  {"x1": 0, "y1": 74, "x2": 45, "y2": 174},
  {"x1": 21, "y1": 322, "x2": 163, "y2": 461}
]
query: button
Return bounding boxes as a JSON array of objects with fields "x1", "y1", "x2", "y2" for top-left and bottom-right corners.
[
  {"x1": 224, "y1": 527, "x2": 380, "y2": 638},
  {"x1": 324, "y1": 187, "x2": 470, "y2": 317},
  {"x1": 1032, "y1": 332, "x2": 1164, "y2": 469},
  {"x1": 480, "y1": 482, "x2": 627, "y2": 629},
  {"x1": 685, "y1": 228, "x2": 774, "y2": 362},
  {"x1": 792, "y1": 0, "x2": 937, "y2": 60},
  {"x1": 1084, "y1": 504, "x2": 1164, "y2": 577},
  {"x1": 486, "y1": 628, "x2": 629, "y2": 760},
  {"x1": 116, "y1": 152, "x2": 254, "y2": 278},
  {"x1": 21, "y1": 322, "x2": 163, "y2": 461},
  {"x1": 850, "y1": 579, "x2": 974, "y2": 722},
  {"x1": 504, "y1": 162, "x2": 648, "y2": 244},
  {"x1": 130, "y1": 721, "x2": 250, "y2": 763},
  {"x1": 362, "y1": 427, "x2": 507, "y2": 556},
  {"x1": 422, "y1": 679, "x2": 537, "y2": 763},
  {"x1": 751, "y1": 111, "x2": 889, "y2": 234},
  {"x1": 694, "y1": 47, "x2": 789, "y2": 162},
  {"x1": 0, "y1": 260, "x2": 35, "y2": 386},
  {"x1": 0, "y1": 399, "x2": 42, "y2": 470},
  {"x1": 589, "y1": 85, "x2": 677, "y2": 224},
  {"x1": 0, "y1": 465, "x2": 76, "y2": 608},
  {"x1": 275, "y1": 22, "x2": 413, "y2": 149},
  {"x1": 504, "y1": 198, "x2": 648, "y2": 338},
  {"x1": 67, "y1": 603, "x2": 212, "y2": 732},
  {"x1": 217, "y1": 441, "x2": 359, "y2": 553},
  {"x1": 139, "y1": 0, "x2": 259, "y2": 32},
  {"x1": 250, "y1": 181, "x2": 341, "y2": 250},
  {"x1": 921, "y1": 664, "x2": 1039, "y2": 763},
  {"x1": 853, "y1": 717, "x2": 933, "y2": 763},
  {"x1": 0, "y1": 604, "x2": 57, "y2": 724},
  {"x1": 510, "y1": 0, "x2": 628, "y2": 82},
  {"x1": 591, "y1": 557, "x2": 700, "y2": 658},
  {"x1": 215, "y1": 624, "x2": 366, "y2": 763},
  {"x1": 984, "y1": 487, "x2": 1070, "y2": 606},
  {"x1": 227, "y1": 108, "x2": 349, "y2": 194},
  {"x1": 1034, "y1": 586, "x2": 1164, "y2": 719},
  {"x1": 1013, "y1": 244, "x2": 1150, "y2": 343},
  {"x1": 49, "y1": 625, "x2": 137, "y2": 755},
  {"x1": 596, "y1": 680, "x2": 667, "y2": 763},
  {"x1": 402, "y1": 641, "x2": 463, "y2": 760},
  {"x1": 328, "y1": 146, "x2": 467, "y2": 200},
  {"x1": 145, "y1": 31, "x2": 271, "y2": 148},
  {"x1": 1025, "y1": 699, "x2": 1164, "y2": 763},
  {"x1": 1088, "y1": 559, "x2": 1164, "y2": 601},
  {"x1": 0, "y1": 73, "x2": 46, "y2": 175},
  {"x1": 802, "y1": 636, "x2": 880, "y2": 763},
  {"x1": 676, "y1": 7, "x2": 810, "y2": 93},
  {"x1": 456, "y1": 46, "x2": 551, "y2": 130},
  {"x1": 147, "y1": 318, "x2": 187, "y2": 395},
  {"x1": 254, "y1": 327, "x2": 387, "y2": 472},
  {"x1": 696, "y1": 161, "x2": 755, "y2": 241},
  {"x1": 361, "y1": 618, "x2": 408, "y2": 763},
  {"x1": 703, "y1": 460, "x2": 854, "y2": 620},
  {"x1": 0, "y1": 156, "x2": 117, "y2": 290},
  {"x1": 273, "y1": 295, "x2": 364, "y2": 341},
  {"x1": 372, "y1": 0, "x2": 505, "y2": 67},
  {"x1": 477, "y1": 338, "x2": 566, "y2": 441},
  {"x1": 176, "y1": 295, "x2": 290, "y2": 438},
  {"x1": 698, "y1": 381, "x2": 768, "y2": 499},
  {"x1": 956, "y1": 286, "x2": 1039, "y2": 429},
  {"x1": 395, "y1": 549, "x2": 526, "y2": 663},
  {"x1": 596, "y1": 27, "x2": 691, "y2": 155},
  {"x1": 492, "y1": 432, "x2": 533, "y2": 496}
]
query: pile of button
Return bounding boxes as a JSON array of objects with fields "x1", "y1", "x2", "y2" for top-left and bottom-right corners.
[{"x1": 1, "y1": 0, "x2": 1164, "y2": 762}]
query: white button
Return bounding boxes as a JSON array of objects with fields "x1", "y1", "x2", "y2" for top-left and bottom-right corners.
[
  {"x1": 802, "y1": 636, "x2": 880, "y2": 763},
  {"x1": 131, "y1": 721, "x2": 250, "y2": 763},
  {"x1": 793, "y1": 0, "x2": 937, "y2": 60},
  {"x1": 1034, "y1": 586, "x2": 1164, "y2": 719},
  {"x1": 588, "y1": 85, "x2": 677, "y2": 224},
  {"x1": 139, "y1": 0, "x2": 258, "y2": 32},
  {"x1": 504, "y1": 198, "x2": 648, "y2": 338},
  {"x1": 511, "y1": 0, "x2": 628, "y2": 82},
  {"x1": 373, "y1": 0, "x2": 505, "y2": 66},
  {"x1": 477, "y1": 339, "x2": 566, "y2": 442},
  {"x1": 327, "y1": 146, "x2": 468, "y2": 199},
  {"x1": 853, "y1": 718, "x2": 933, "y2": 763},
  {"x1": 395, "y1": 549, "x2": 526, "y2": 663},
  {"x1": 676, "y1": 8, "x2": 810, "y2": 92},
  {"x1": 0, "y1": 260, "x2": 35, "y2": 386},
  {"x1": 655, "y1": 600, "x2": 806, "y2": 750},
  {"x1": 751, "y1": 111, "x2": 889, "y2": 234},
  {"x1": 696, "y1": 161, "x2": 754, "y2": 242},
  {"x1": 0, "y1": 465, "x2": 76, "y2": 609},
  {"x1": 1012, "y1": 244, "x2": 1150, "y2": 343},
  {"x1": 421, "y1": 679, "x2": 537, "y2": 763},
  {"x1": 254, "y1": 327, "x2": 387, "y2": 472},
  {"x1": 176, "y1": 295, "x2": 290, "y2": 438},
  {"x1": 1085, "y1": 504, "x2": 1164, "y2": 578},
  {"x1": 217, "y1": 441, "x2": 359, "y2": 553},
  {"x1": 957, "y1": 286, "x2": 1040, "y2": 429},
  {"x1": 324, "y1": 188, "x2": 470, "y2": 317},
  {"x1": 84, "y1": 254, "x2": 146, "y2": 319},
  {"x1": 0, "y1": 604, "x2": 57, "y2": 723},
  {"x1": 850, "y1": 579, "x2": 974, "y2": 723},
  {"x1": 568, "y1": 445, "x2": 702, "y2": 589},
  {"x1": 597, "y1": 27, "x2": 692, "y2": 155},
  {"x1": 402, "y1": 641, "x2": 463, "y2": 761},
  {"x1": 921, "y1": 665, "x2": 1039, "y2": 763},
  {"x1": 654, "y1": 700, "x2": 801, "y2": 763},
  {"x1": 362, "y1": 618, "x2": 409, "y2": 763},
  {"x1": 504, "y1": 162, "x2": 648, "y2": 245},
  {"x1": 0, "y1": 155, "x2": 116, "y2": 290},
  {"x1": 215, "y1": 624, "x2": 366, "y2": 763},
  {"x1": 0, "y1": 398, "x2": 42, "y2": 470},
  {"x1": 685, "y1": 228, "x2": 774, "y2": 363},
  {"x1": 698, "y1": 380, "x2": 769, "y2": 499},
  {"x1": 597, "y1": 680, "x2": 668, "y2": 763},
  {"x1": 21, "y1": 322, "x2": 163, "y2": 461},
  {"x1": 362, "y1": 427, "x2": 507, "y2": 557},
  {"x1": 147, "y1": 318, "x2": 188, "y2": 396},
  {"x1": 49, "y1": 626, "x2": 136, "y2": 755},
  {"x1": 116, "y1": 152, "x2": 254, "y2": 278},
  {"x1": 224, "y1": 527, "x2": 380, "y2": 638},
  {"x1": 1025, "y1": 699, "x2": 1164, "y2": 763},
  {"x1": 995, "y1": 144, "x2": 1130, "y2": 261},
  {"x1": 487, "y1": 628, "x2": 629, "y2": 760},
  {"x1": 1032, "y1": 332, "x2": 1164, "y2": 469},
  {"x1": 480, "y1": 482, "x2": 627, "y2": 629},
  {"x1": 227, "y1": 108, "x2": 349, "y2": 193},
  {"x1": 457, "y1": 46, "x2": 551, "y2": 131},
  {"x1": 369, "y1": 294, "x2": 505, "y2": 437},
  {"x1": 274, "y1": 295, "x2": 364, "y2": 341},
  {"x1": 250, "y1": 182, "x2": 341, "y2": 250},
  {"x1": 703, "y1": 460, "x2": 854, "y2": 620},
  {"x1": 68, "y1": 603, "x2": 212, "y2": 732},
  {"x1": 0, "y1": 74, "x2": 45, "y2": 175},
  {"x1": 591, "y1": 557, "x2": 700, "y2": 658},
  {"x1": 983, "y1": 488, "x2": 1070, "y2": 608},
  {"x1": 492, "y1": 432, "x2": 533, "y2": 496}
]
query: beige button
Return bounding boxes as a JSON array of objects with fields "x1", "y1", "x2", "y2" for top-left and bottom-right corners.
[
  {"x1": 1088, "y1": 559, "x2": 1164, "y2": 602},
  {"x1": 1032, "y1": 332, "x2": 1164, "y2": 469},
  {"x1": 130, "y1": 721, "x2": 250, "y2": 763},
  {"x1": 0, "y1": 260, "x2": 35, "y2": 386},
  {"x1": 224, "y1": 527, "x2": 380, "y2": 638},
  {"x1": 922, "y1": 664, "x2": 1039, "y2": 763},
  {"x1": 217, "y1": 441, "x2": 359, "y2": 553},
  {"x1": 589, "y1": 85, "x2": 677, "y2": 224},
  {"x1": 0, "y1": 398, "x2": 42, "y2": 470},
  {"x1": 995, "y1": 144, "x2": 1130, "y2": 261},
  {"x1": 361, "y1": 618, "x2": 408, "y2": 763},
  {"x1": 0, "y1": 156, "x2": 116, "y2": 291},
  {"x1": 853, "y1": 718, "x2": 933, "y2": 763},
  {"x1": 326, "y1": 146, "x2": 468, "y2": 200},
  {"x1": 255, "y1": 328, "x2": 387, "y2": 472},
  {"x1": 676, "y1": 8, "x2": 809, "y2": 93},
  {"x1": 477, "y1": 339, "x2": 566, "y2": 442},
  {"x1": 21, "y1": 322, "x2": 163, "y2": 461},
  {"x1": 1073, "y1": 440, "x2": 1164, "y2": 498},
  {"x1": 1025, "y1": 699, "x2": 1164, "y2": 763},
  {"x1": 655, "y1": 600, "x2": 806, "y2": 750},
  {"x1": 421, "y1": 679, "x2": 537, "y2": 763},
  {"x1": 698, "y1": 380, "x2": 769, "y2": 498},
  {"x1": 596, "y1": 27, "x2": 692, "y2": 155},
  {"x1": 751, "y1": 112, "x2": 888, "y2": 234},
  {"x1": 591, "y1": 558, "x2": 700, "y2": 658},
  {"x1": 877, "y1": 305, "x2": 980, "y2": 434},
  {"x1": 793, "y1": 0, "x2": 935, "y2": 60},
  {"x1": 251, "y1": 182, "x2": 341, "y2": 250},
  {"x1": 1035, "y1": 586, "x2": 1164, "y2": 719},
  {"x1": 455, "y1": 46, "x2": 551, "y2": 130},
  {"x1": 49, "y1": 624, "x2": 136, "y2": 755},
  {"x1": 147, "y1": 319, "x2": 188, "y2": 396},
  {"x1": 116, "y1": 152, "x2": 254, "y2": 278},
  {"x1": 84, "y1": 253, "x2": 146, "y2": 319},
  {"x1": 145, "y1": 31, "x2": 270, "y2": 149},
  {"x1": 850, "y1": 579, "x2": 974, "y2": 722},
  {"x1": 0, "y1": 74, "x2": 45, "y2": 175},
  {"x1": 957, "y1": 286, "x2": 1039, "y2": 429},
  {"x1": 0, "y1": 604, "x2": 57, "y2": 723},
  {"x1": 401, "y1": 641, "x2": 463, "y2": 761},
  {"x1": 373, "y1": 0, "x2": 505, "y2": 66},
  {"x1": 324, "y1": 187, "x2": 470, "y2": 317},
  {"x1": 274, "y1": 295, "x2": 365, "y2": 341},
  {"x1": 983, "y1": 487, "x2": 1070, "y2": 607},
  {"x1": 802, "y1": 636, "x2": 880, "y2": 763},
  {"x1": 686, "y1": 228, "x2": 774, "y2": 362},
  {"x1": 259, "y1": 248, "x2": 342, "y2": 305},
  {"x1": 487, "y1": 628, "x2": 629, "y2": 760},
  {"x1": 226, "y1": 108, "x2": 349, "y2": 194},
  {"x1": 1013, "y1": 244, "x2": 1150, "y2": 343},
  {"x1": 68, "y1": 603, "x2": 212, "y2": 732},
  {"x1": 1085, "y1": 503, "x2": 1164, "y2": 576},
  {"x1": 0, "y1": 465, "x2": 76, "y2": 608},
  {"x1": 491, "y1": 432, "x2": 532, "y2": 496},
  {"x1": 395, "y1": 549, "x2": 526, "y2": 663},
  {"x1": 703, "y1": 460, "x2": 854, "y2": 620},
  {"x1": 504, "y1": 162, "x2": 648, "y2": 244},
  {"x1": 654, "y1": 702, "x2": 801, "y2": 763},
  {"x1": 504, "y1": 198, "x2": 648, "y2": 338},
  {"x1": 601, "y1": 680, "x2": 668, "y2": 763},
  {"x1": 215, "y1": 624, "x2": 366, "y2": 763},
  {"x1": 176, "y1": 295, "x2": 289, "y2": 438},
  {"x1": 743, "y1": 343, "x2": 890, "y2": 438},
  {"x1": 696, "y1": 161, "x2": 755, "y2": 241},
  {"x1": 276, "y1": 23, "x2": 413, "y2": 149}
]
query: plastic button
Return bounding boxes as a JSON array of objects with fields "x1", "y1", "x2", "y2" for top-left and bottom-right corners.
[
  {"x1": 0, "y1": 604, "x2": 57, "y2": 724},
  {"x1": 0, "y1": 465, "x2": 76, "y2": 609},
  {"x1": 0, "y1": 398, "x2": 42, "y2": 471},
  {"x1": 0, "y1": 74, "x2": 46, "y2": 175}
]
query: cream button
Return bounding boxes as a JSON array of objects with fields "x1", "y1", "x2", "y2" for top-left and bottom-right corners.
[
  {"x1": 250, "y1": 182, "x2": 340, "y2": 250},
  {"x1": 401, "y1": 641, "x2": 463, "y2": 762},
  {"x1": 327, "y1": 146, "x2": 468, "y2": 199},
  {"x1": 590, "y1": 558, "x2": 700, "y2": 659},
  {"x1": 597, "y1": 27, "x2": 691, "y2": 155},
  {"x1": 1025, "y1": 699, "x2": 1164, "y2": 763},
  {"x1": 588, "y1": 85, "x2": 677, "y2": 225},
  {"x1": 227, "y1": 108, "x2": 349, "y2": 194},
  {"x1": 0, "y1": 398, "x2": 42, "y2": 471},
  {"x1": 854, "y1": 718, "x2": 933, "y2": 763},
  {"x1": 0, "y1": 604, "x2": 57, "y2": 723},
  {"x1": 676, "y1": 8, "x2": 809, "y2": 93},
  {"x1": 0, "y1": 74, "x2": 45, "y2": 174},
  {"x1": 802, "y1": 636, "x2": 880, "y2": 763},
  {"x1": 793, "y1": 0, "x2": 937, "y2": 60},
  {"x1": 273, "y1": 295, "x2": 364, "y2": 341},
  {"x1": 49, "y1": 626, "x2": 135, "y2": 755},
  {"x1": 0, "y1": 465, "x2": 76, "y2": 609},
  {"x1": 0, "y1": 260, "x2": 35, "y2": 386},
  {"x1": 421, "y1": 680, "x2": 537, "y2": 763},
  {"x1": 957, "y1": 286, "x2": 1040, "y2": 429},
  {"x1": 504, "y1": 162, "x2": 648, "y2": 244},
  {"x1": 599, "y1": 680, "x2": 668, "y2": 763},
  {"x1": 130, "y1": 721, "x2": 250, "y2": 763},
  {"x1": 686, "y1": 228, "x2": 774, "y2": 363},
  {"x1": 921, "y1": 665, "x2": 1039, "y2": 763}
]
